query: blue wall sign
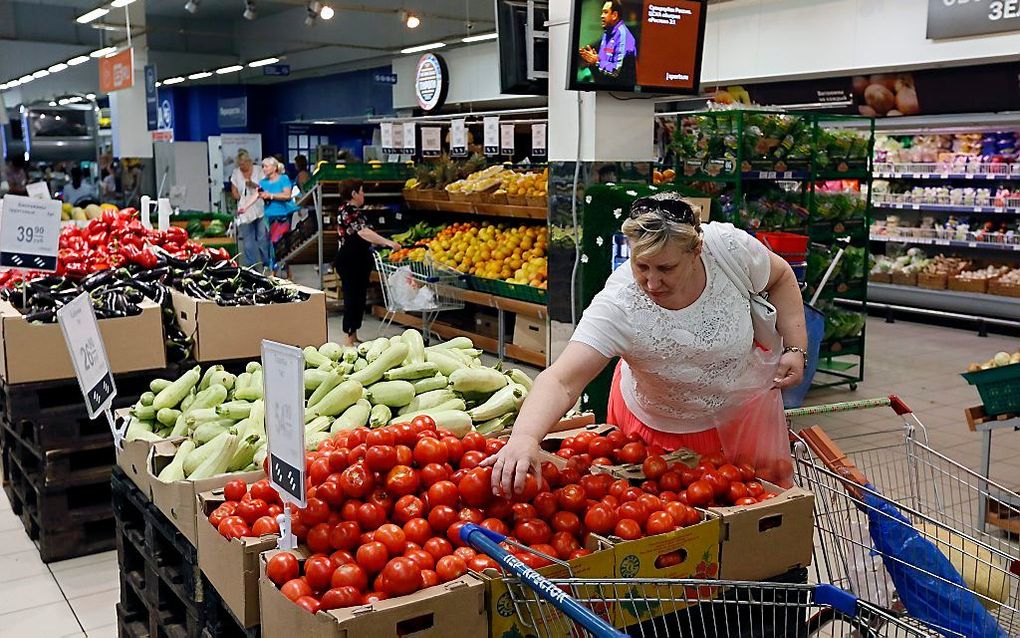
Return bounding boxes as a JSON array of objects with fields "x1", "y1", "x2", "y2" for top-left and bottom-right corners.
[
  {"x1": 263, "y1": 64, "x2": 291, "y2": 77},
  {"x1": 218, "y1": 97, "x2": 248, "y2": 128},
  {"x1": 144, "y1": 65, "x2": 158, "y2": 131},
  {"x1": 157, "y1": 97, "x2": 173, "y2": 131}
]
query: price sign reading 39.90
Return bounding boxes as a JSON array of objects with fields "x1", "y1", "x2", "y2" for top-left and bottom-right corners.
[{"x1": 0, "y1": 194, "x2": 61, "y2": 271}]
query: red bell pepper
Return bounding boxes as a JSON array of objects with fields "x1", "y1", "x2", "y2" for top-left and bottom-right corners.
[
  {"x1": 64, "y1": 262, "x2": 89, "y2": 279},
  {"x1": 101, "y1": 209, "x2": 119, "y2": 226},
  {"x1": 210, "y1": 247, "x2": 231, "y2": 262},
  {"x1": 164, "y1": 226, "x2": 188, "y2": 245}
]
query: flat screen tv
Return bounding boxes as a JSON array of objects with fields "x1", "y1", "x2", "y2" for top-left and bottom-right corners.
[
  {"x1": 567, "y1": 0, "x2": 707, "y2": 95},
  {"x1": 496, "y1": 0, "x2": 549, "y2": 95}
]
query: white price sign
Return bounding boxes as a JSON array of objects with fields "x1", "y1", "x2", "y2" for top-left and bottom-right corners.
[
  {"x1": 531, "y1": 123, "x2": 547, "y2": 157},
  {"x1": 380, "y1": 123, "x2": 395, "y2": 154},
  {"x1": 26, "y1": 181, "x2": 51, "y2": 200},
  {"x1": 57, "y1": 292, "x2": 118, "y2": 433},
  {"x1": 451, "y1": 119, "x2": 467, "y2": 157},
  {"x1": 263, "y1": 340, "x2": 307, "y2": 508},
  {"x1": 391, "y1": 124, "x2": 404, "y2": 155},
  {"x1": 421, "y1": 127, "x2": 442, "y2": 158},
  {"x1": 500, "y1": 123, "x2": 515, "y2": 156},
  {"x1": 483, "y1": 116, "x2": 499, "y2": 156},
  {"x1": 0, "y1": 194, "x2": 61, "y2": 271},
  {"x1": 402, "y1": 122, "x2": 416, "y2": 155}
]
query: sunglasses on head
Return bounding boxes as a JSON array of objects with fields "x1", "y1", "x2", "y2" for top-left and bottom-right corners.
[{"x1": 629, "y1": 197, "x2": 697, "y2": 225}]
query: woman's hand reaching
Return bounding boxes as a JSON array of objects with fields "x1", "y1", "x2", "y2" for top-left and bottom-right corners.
[
  {"x1": 480, "y1": 432, "x2": 541, "y2": 497},
  {"x1": 773, "y1": 350, "x2": 805, "y2": 389}
]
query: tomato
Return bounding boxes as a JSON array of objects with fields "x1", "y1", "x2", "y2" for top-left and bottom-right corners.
[
  {"x1": 267, "y1": 552, "x2": 299, "y2": 585},
  {"x1": 316, "y1": 481, "x2": 344, "y2": 508},
  {"x1": 486, "y1": 497, "x2": 513, "y2": 521},
  {"x1": 268, "y1": 504, "x2": 283, "y2": 518},
  {"x1": 734, "y1": 496, "x2": 758, "y2": 506},
  {"x1": 395, "y1": 445, "x2": 413, "y2": 466},
  {"x1": 601, "y1": 495, "x2": 619, "y2": 509},
  {"x1": 550, "y1": 531, "x2": 582, "y2": 559},
  {"x1": 726, "y1": 482, "x2": 748, "y2": 504},
  {"x1": 402, "y1": 518, "x2": 432, "y2": 546},
  {"x1": 365, "y1": 445, "x2": 398, "y2": 472},
  {"x1": 420, "y1": 462, "x2": 450, "y2": 486},
  {"x1": 218, "y1": 515, "x2": 245, "y2": 536},
  {"x1": 528, "y1": 544, "x2": 557, "y2": 567},
  {"x1": 309, "y1": 457, "x2": 332, "y2": 485},
  {"x1": 339, "y1": 463, "x2": 375, "y2": 499},
  {"x1": 583, "y1": 504, "x2": 617, "y2": 535},
  {"x1": 356, "y1": 541, "x2": 390, "y2": 574},
  {"x1": 383, "y1": 465, "x2": 419, "y2": 497},
  {"x1": 436, "y1": 555, "x2": 468, "y2": 583},
  {"x1": 357, "y1": 503, "x2": 387, "y2": 530},
  {"x1": 466, "y1": 554, "x2": 498, "y2": 572},
  {"x1": 484, "y1": 439, "x2": 505, "y2": 455},
  {"x1": 588, "y1": 437, "x2": 613, "y2": 458},
  {"x1": 459, "y1": 451, "x2": 487, "y2": 470},
  {"x1": 367, "y1": 489, "x2": 394, "y2": 516},
  {"x1": 411, "y1": 415, "x2": 436, "y2": 432},
  {"x1": 705, "y1": 453, "x2": 727, "y2": 467},
  {"x1": 329, "y1": 550, "x2": 354, "y2": 568},
  {"x1": 616, "y1": 442, "x2": 647, "y2": 465},
  {"x1": 281, "y1": 578, "x2": 312, "y2": 602},
  {"x1": 239, "y1": 498, "x2": 270, "y2": 526},
  {"x1": 737, "y1": 463, "x2": 756, "y2": 482},
  {"x1": 639, "y1": 480, "x2": 660, "y2": 495},
  {"x1": 658, "y1": 471, "x2": 682, "y2": 493},
  {"x1": 459, "y1": 507, "x2": 484, "y2": 524},
  {"x1": 539, "y1": 462, "x2": 561, "y2": 489},
  {"x1": 531, "y1": 492, "x2": 558, "y2": 520},
  {"x1": 557, "y1": 484, "x2": 587, "y2": 513},
  {"x1": 328, "y1": 449, "x2": 350, "y2": 473},
  {"x1": 441, "y1": 437, "x2": 463, "y2": 464},
  {"x1": 414, "y1": 438, "x2": 448, "y2": 466},
  {"x1": 480, "y1": 517, "x2": 510, "y2": 536},
  {"x1": 252, "y1": 516, "x2": 281, "y2": 537},
  {"x1": 347, "y1": 444, "x2": 367, "y2": 465},
  {"x1": 453, "y1": 547, "x2": 477, "y2": 562},
  {"x1": 746, "y1": 481, "x2": 765, "y2": 498},
  {"x1": 447, "y1": 521, "x2": 469, "y2": 546},
  {"x1": 460, "y1": 431, "x2": 485, "y2": 452},
  {"x1": 641, "y1": 455, "x2": 668, "y2": 481},
  {"x1": 295, "y1": 595, "x2": 321, "y2": 614},
  {"x1": 423, "y1": 537, "x2": 453, "y2": 560},
  {"x1": 645, "y1": 511, "x2": 676, "y2": 536},
  {"x1": 363, "y1": 591, "x2": 389, "y2": 604},
  {"x1": 364, "y1": 428, "x2": 394, "y2": 447},
  {"x1": 511, "y1": 502, "x2": 538, "y2": 523},
  {"x1": 224, "y1": 479, "x2": 247, "y2": 503},
  {"x1": 686, "y1": 480, "x2": 714, "y2": 507},
  {"x1": 378, "y1": 557, "x2": 422, "y2": 596},
  {"x1": 375, "y1": 523, "x2": 407, "y2": 555},
  {"x1": 404, "y1": 548, "x2": 435, "y2": 571},
  {"x1": 614, "y1": 518, "x2": 643, "y2": 540},
  {"x1": 759, "y1": 492, "x2": 778, "y2": 501},
  {"x1": 331, "y1": 562, "x2": 368, "y2": 591},
  {"x1": 637, "y1": 493, "x2": 663, "y2": 514},
  {"x1": 458, "y1": 467, "x2": 492, "y2": 507},
  {"x1": 579, "y1": 475, "x2": 608, "y2": 500},
  {"x1": 551, "y1": 511, "x2": 581, "y2": 536},
  {"x1": 209, "y1": 508, "x2": 229, "y2": 529},
  {"x1": 392, "y1": 495, "x2": 425, "y2": 524},
  {"x1": 555, "y1": 448, "x2": 576, "y2": 460},
  {"x1": 321, "y1": 586, "x2": 362, "y2": 610},
  {"x1": 326, "y1": 522, "x2": 359, "y2": 554},
  {"x1": 715, "y1": 463, "x2": 740, "y2": 484},
  {"x1": 428, "y1": 505, "x2": 458, "y2": 533},
  {"x1": 341, "y1": 500, "x2": 362, "y2": 522},
  {"x1": 513, "y1": 519, "x2": 552, "y2": 545},
  {"x1": 512, "y1": 474, "x2": 540, "y2": 503},
  {"x1": 359, "y1": 531, "x2": 376, "y2": 545},
  {"x1": 307, "y1": 523, "x2": 333, "y2": 555},
  {"x1": 559, "y1": 467, "x2": 581, "y2": 486},
  {"x1": 608, "y1": 480, "x2": 630, "y2": 500},
  {"x1": 427, "y1": 480, "x2": 459, "y2": 509},
  {"x1": 304, "y1": 555, "x2": 336, "y2": 592},
  {"x1": 618, "y1": 501, "x2": 649, "y2": 526}
]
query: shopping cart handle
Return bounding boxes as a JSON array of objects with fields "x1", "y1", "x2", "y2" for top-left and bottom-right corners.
[
  {"x1": 460, "y1": 522, "x2": 507, "y2": 545},
  {"x1": 813, "y1": 584, "x2": 858, "y2": 617}
]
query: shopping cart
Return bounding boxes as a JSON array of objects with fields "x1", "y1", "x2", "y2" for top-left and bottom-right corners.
[
  {"x1": 788, "y1": 396, "x2": 1020, "y2": 637},
  {"x1": 372, "y1": 251, "x2": 466, "y2": 343},
  {"x1": 460, "y1": 522, "x2": 942, "y2": 637}
]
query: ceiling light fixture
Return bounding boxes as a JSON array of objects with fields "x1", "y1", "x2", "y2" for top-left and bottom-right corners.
[
  {"x1": 58, "y1": 98, "x2": 70, "y2": 105},
  {"x1": 67, "y1": 55, "x2": 90, "y2": 66},
  {"x1": 18, "y1": 74, "x2": 34, "y2": 84},
  {"x1": 32, "y1": 70, "x2": 50, "y2": 79},
  {"x1": 242, "y1": 0, "x2": 256, "y2": 20},
  {"x1": 320, "y1": 5, "x2": 333, "y2": 19},
  {"x1": 86, "y1": 93, "x2": 96, "y2": 100},
  {"x1": 400, "y1": 41, "x2": 444, "y2": 54},
  {"x1": 48, "y1": 101, "x2": 56, "y2": 106},
  {"x1": 184, "y1": 0, "x2": 199, "y2": 13},
  {"x1": 216, "y1": 64, "x2": 243, "y2": 74},
  {"x1": 462, "y1": 32, "x2": 497, "y2": 43},
  {"x1": 313, "y1": 121, "x2": 333, "y2": 124},
  {"x1": 401, "y1": 11, "x2": 420, "y2": 28},
  {"x1": 162, "y1": 76, "x2": 185, "y2": 84},
  {"x1": 188, "y1": 71, "x2": 212, "y2": 80},
  {"x1": 67, "y1": 96, "x2": 83, "y2": 103},
  {"x1": 155, "y1": 81, "x2": 162, "y2": 87},
  {"x1": 91, "y1": 46, "x2": 118, "y2": 57},
  {"x1": 248, "y1": 57, "x2": 278, "y2": 67},
  {"x1": 111, "y1": 0, "x2": 136, "y2": 7},
  {"x1": 48, "y1": 63, "x2": 69, "y2": 73},
  {"x1": 76, "y1": 7, "x2": 109, "y2": 23}
]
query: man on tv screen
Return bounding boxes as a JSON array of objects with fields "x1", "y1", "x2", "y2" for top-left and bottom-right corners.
[{"x1": 577, "y1": 0, "x2": 638, "y2": 87}]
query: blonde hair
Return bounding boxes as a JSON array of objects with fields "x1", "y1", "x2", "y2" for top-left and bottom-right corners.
[
  {"x1": 620, "y1": 194, "x2": 702, "y2": 258},
  {"x1": 261, "y1": 157, "x2": 282, "y2": 174}
]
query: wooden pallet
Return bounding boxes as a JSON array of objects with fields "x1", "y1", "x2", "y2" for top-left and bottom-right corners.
[
  {"x1": 2, "y1": 426, "x2": 114, "y2": 488},
  {"x1": 964, "y1": 404, "x2": 1020, "y2": 431},
  {"x1": 985, "y1": 494, "x2": 1020, "y2": 535}
]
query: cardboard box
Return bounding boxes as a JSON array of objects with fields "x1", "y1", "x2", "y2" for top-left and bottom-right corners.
[
  {"x1": 484, "y1": 546, "x2": 617, "y2": 638},
  {"x1": 0, "y1": 299, "x2": 166, "y2": 384},
  {"x1": 610, "y1": 515, "x2": 722, "y2": 627},
  {"x1": 259, "y1": 550, "x2": 488, "y2": 638},
  {"x1": 512, "y1": 316, "x2": 547, "y2": 355},
  {"x1": 710, "y1": 485, "x2": 814, "y2": 581},
  {"x1": 473, "y1": 314, "x2": 500, "y2": 340},
  {"x1": 148, "y1": 438, "x2": 266, "y2": 545},
  {"x1": 171, "y1": 284, "x2": 326, "y2": 362},
  {"x1": 198, "y1": 490, "x2": 278, "y2": 627}
]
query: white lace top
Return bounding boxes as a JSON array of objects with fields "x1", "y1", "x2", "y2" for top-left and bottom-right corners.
[{"x1": 571, "y1": 223, "x2": 772, "y2": 433}]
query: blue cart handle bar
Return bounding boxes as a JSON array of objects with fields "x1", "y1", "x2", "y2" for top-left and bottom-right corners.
[{"x1": 459, "y1": 523, "x2": 627, "y2": 638}]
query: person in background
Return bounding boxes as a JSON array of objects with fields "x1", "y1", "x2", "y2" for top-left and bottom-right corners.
[
  {"x1": 100, "y1": 167, "x2": 118, "y2": 201},
  {"x1": 229, "y1": 149, "x2": 270, "y2": 268},
  {"x1": 5, "y1": 158, "x2": 28, "y2": 195},
  {"x1": 63, "y1": 166, "x2": 99, "y2": 206},
  {"x1": 335, "y1": 179, "x2": 401, "y2": 346},
  {"x1": 259, "y1": 156, "x2": 298, "y2": 275},
  {"x1": 295, "y1": 154, "x2": 311, "y2": 191}
]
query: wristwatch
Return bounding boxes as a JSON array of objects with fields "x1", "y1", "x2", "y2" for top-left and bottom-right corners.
[{"x1": 783, "y1": 346, "x2": 808, "y2": 365}]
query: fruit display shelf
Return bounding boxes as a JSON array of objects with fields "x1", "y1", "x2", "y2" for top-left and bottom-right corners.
[{"x1": 403, "y1": 195, "x2": 547, "y2": 220}]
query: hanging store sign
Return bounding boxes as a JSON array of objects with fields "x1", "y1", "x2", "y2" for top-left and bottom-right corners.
[
  {"x1": 483, "y1": 117, "x2": 499, "y2": 156},
  {"x1": 927, "y1": 0, "x2": 1020, "y2": 39},
  {"x1": 144, "y1": 65, "x2": 159, "y2": 131},
  {"x1": 218, "y1": 97, "x2": 248, "y2": 128},
  {"x1": 531, "y1": 123, "x2": 547, "y2": 158},
  {"x1": 98, "y1": 48, "x2": 134, "y2": 94},
  {"x1": 380, "y1": 122, "x2": 395, "y2": 154},
  {"x1": 262, "y1": 64, "x2": 291, "y2": 77},
  {"x1": 402, "y1": 122, "x2": 416, "y2": 155},
  {"x1": 414, "y1": 53, "x2": 448, "y2": 112},
  {"x1": 450, "y1": 119, "x2": 468, "y2": 157},
  {"x1": 421, "y1": 127, "x2": 441, "y2": 158},
  {"x1": 500, "y1": 123, "x2": 515, "y2": 156}
]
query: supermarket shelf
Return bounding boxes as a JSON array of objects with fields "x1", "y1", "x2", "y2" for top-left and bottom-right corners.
[
  {"x1": 405, "y1": 197, "x2": 547, "y2": 220},
  {"x1": 874, "y1": 171, "x2": 1020, "y2": 181},
  {"x1": 867, "y1": 282, "x2": 1020, "y2": 321},
  {"x1": 870, "y1": 234, "x2": 1020, "y2": 253},
  {"x1": 873, "y1": 201, "x2": 1020, "y2": 215},
  {"x1": 369, "y1": 306, "x2": 546, "y2": 367}
]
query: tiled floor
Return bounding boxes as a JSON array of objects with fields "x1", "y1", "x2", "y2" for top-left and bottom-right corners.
[{"x1": 1, "y1": 305, "x2": 1018, "y2": 636}]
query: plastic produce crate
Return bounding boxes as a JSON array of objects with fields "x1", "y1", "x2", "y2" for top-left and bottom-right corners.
[
  {"x1": 961, "y1": 363, "x2": 1020, "y2": 417},
  {"x1": 467, "y1": 274, "x2": 547, "y2": 304}
]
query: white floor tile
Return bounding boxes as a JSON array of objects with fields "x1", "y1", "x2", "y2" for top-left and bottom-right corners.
[
  {"x1": 0, "y1": 489, "x2": 11, "y2": 512},
  {"x1": 0, "y1": 600, "x2": 82, "y2": 637},
  {"x1": 0, "y1": 527, "x2": 38, "y2": 556},
  {"x1": 0, "y1": 548, "x2": 49, "y2": 580},
  {"x1": 53, "y1": 558, "x2": 119, "y2": 600},
  {"x1": 82, "y1": 624, "x2": 117, "y2": 638},
  {"x1": 0, "y1": 508, "x2": 24, "y2": 532},
  {"x1": 0, "y1": 572, "x2": 67, "y2": 615},
  {"x1": 67, "y1": 588, "x2": 119, "y2": 632},
  {"x1": 49, "y1": 550, "x2": 117, "y2": 574}
]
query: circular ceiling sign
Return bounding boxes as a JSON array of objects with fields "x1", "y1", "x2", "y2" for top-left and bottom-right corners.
[{"x1": 414, "y1": 53, "x2": 448, "y2": 112}]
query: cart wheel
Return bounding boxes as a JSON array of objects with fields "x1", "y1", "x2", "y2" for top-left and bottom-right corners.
[{"x1": 849, "y1": 383, "x2": 858, "y2": 391}]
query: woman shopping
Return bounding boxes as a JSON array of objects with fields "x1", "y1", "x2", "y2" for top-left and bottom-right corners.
[
  {"x1": 486, "y1": 192, "x2": 807, "y2": 495},
  {"x1": 335, "y1": 179, "x2": 401, "y2": 347},
  {"x1": 259, "y1": 157, "x2": 299, "y2": 274},
  {"x1": 229, "y1": 150, "x2": 270, "y2": 268}
]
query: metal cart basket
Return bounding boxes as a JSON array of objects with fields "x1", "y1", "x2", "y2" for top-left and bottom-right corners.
[{"x1": 372, "y1": 252, "x2": 465, "y2": 343}]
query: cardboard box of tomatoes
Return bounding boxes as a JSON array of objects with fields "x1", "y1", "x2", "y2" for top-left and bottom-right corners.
[
  {"x1": 147, "y1": 438, "x2": 266, "y2": 544},
  {"x1": 258, "y1": 549, "x2": 488, "y2": 638},
  {"x1": 198, "y1": 487, "x2": 280, "y2": 627}
]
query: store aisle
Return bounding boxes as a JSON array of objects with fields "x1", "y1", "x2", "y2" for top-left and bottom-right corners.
[{"x1": 0, "y1": 317, "x2": 1015, "y2": 636}]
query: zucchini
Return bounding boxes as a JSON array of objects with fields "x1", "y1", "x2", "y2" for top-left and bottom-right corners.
[
  {"x1": 149, "y1": 378, "x2": 173, "y2": 394},
  {"x1": 350, "y1": 343, "x2": 409, "y2": 386},
  {"x1": 342, "y1": 347, "x2": 360, "y2": 364},
  {"x1": 131, "y1": 404, "x2": 156, "y2": 421},
  {"x1": 367, "y1": 380, "x2": 416, "y2": 408},
  {"x1": 353, "y1": 358, "x2": 368, "y2": 372},
  {"x1": 304, "y1": 346, "x2": 332, "y2": 368},
  {"x1": 216, "y1": 401, "x2": 253, "y2": 420},
  {"x1": 450, "y1": 368, "x2": 507, "y2": 395},
  {"x1": 394, "y1": 398, "x2": 467, "y2": 423},
  {"x1": 369, "y1": 404, "x2": 391, "y2": 428},
  {"x1": 332, "y1": 400, "x2": 372, "y2": 433},
  {"x1": 467, "y1": 384, "x2": 527, "y2": 422},
  {"x1": 234, "y1": 372, "x2": 252, "y2": 396},
  {"x1": 234, "y1": 370, "x2": 263, "y2": 401},
  {"x1": 157, "y1": 408, "x2": 182, "y2": 428},
  {"x1": 180, "y1": 388, "x2": 197, "y2": 413},
  {"x1": 307, "y1": 369, "x2": 344, "y2": 408},
  {"x1": 401, "y1": 329, "x2": 426, "y2": 365},
  {"x1": 383, "y1": 362, "x2": 438, "y2": 381},
  {"x1": 319, "y1": 342, "x2": 345, "y2": 361},
  {"x1": 188, "y1": 433, "x2": 239, "y2": 480},
  {"x1": 304, "y1": 369, "x2": 330, "y2": 391},
  {"x1": 434, "y1": 336, "x2": 474, "y2": 349},
  {"x1": 305, "y1": 380, "x2": 363, "y2": 421},
  {"x1": 426, "y1": 349, "x2": 464, "y2": 376},
  {"x1": 412, "y1": 375, "x2": 448, "y2": 394},
  {"x1": 153, "y1": 366, "x2": 201, "y2": 410},
  {"x1": 228, "y1": 434, "x2": 261, "y2": 472},
  {"x1": 193, "y1": 422, "x2": 230, "y2": 445},
  {"x1": 139, "y1": 391, "x2": 156, "y2": 407},
  {"x1": 508, "y1": 369, "x2": 533, "y2": 392},
  {"x1": 208, "y1": 370, "x2": 236, "y2": 391},
  {"x1": 398, "y1": 389, "x2": 457, "y2": 415},
  {"x1": 475, "y1": 413, "x2": 516, "y2": 436},
  {"x1": 307, "y1": 432, "x2": 332, "y2": 451},
  {"x1": 199, "y1": 365, "x2": 225, "y2": 391},
  {"x1": 245, "y1": 361, "x2": 262, "y2": 374},
  {"x1": 364, "y1": 337, "x2": 391, "y2": 362},
  {"x1": 156, "y1": 440, "x2": 196, "y2": 482},
  {"x1": 305, "y1": 416, "x2": 332, "y2": 436}
]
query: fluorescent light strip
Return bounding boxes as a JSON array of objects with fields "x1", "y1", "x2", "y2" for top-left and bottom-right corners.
[
  {"x1": 91, "y1": 46, "x2": 118, "y2": 58},
  {"x1": 155, "y1": 81, "x2": 162, "y2": 87},
  {"x1": 400, "y1": 42, "x2": 445, "y2": 54},
  {"x1": 216, "y1": 65, "x2": 243, "y2": 74},
  {"x1": 248, "y1": 57, "x2": 279, "y2": 68},
  {"x1": 313, "y1": 121, "x2": 333, "y2": 125},
  {"x1": 86, "y1": 93, "x2": 96, "y2": 100},
  {"x1": 32, "y1": 70, "x2": 50, "y2": 79},
  {"x1": 110, "y1": 0, "x2": 136, "y2": 6},
  {"x1": 76, "y1": 7, "x2": 109, "y2": 23},
  {"x1": 18, "y1": 75, "x2": 34, "y2": 84},
  {"x1": 48, "y1": 63, "x2": 68, "y2": 73},
  {"x1": 461, "y1": 32, "x2": 497, "y2": 43},
  {"x1": 187, "y1": 71, "x2": 212, "y2": 80},
  {"x1": 67, "y1": 55, "x2": 90, "y2": 66},
  {"x1": 162, "y1": 76, "x2": 185, "y2": 85}
]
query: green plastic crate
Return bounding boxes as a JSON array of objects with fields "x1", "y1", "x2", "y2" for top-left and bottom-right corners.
[
  {"x1": 467, "y1": 275, "x2": 546, "y2": 304},
  {"x1": 961, "y1": 364, "x2": 1020, "y2": 417}
]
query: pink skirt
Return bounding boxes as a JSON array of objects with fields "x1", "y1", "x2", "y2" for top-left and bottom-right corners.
[
  {"x1": 269, "y1": 220, "x2": 290, "y2": 243},
  {"x1": 606, "y1": 361, "x2": 724, "y2": 455}
]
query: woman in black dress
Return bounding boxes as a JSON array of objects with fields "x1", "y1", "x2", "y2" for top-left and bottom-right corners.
[{"x1": 335, "y1": 179, "x2": 401, "y2": 346}]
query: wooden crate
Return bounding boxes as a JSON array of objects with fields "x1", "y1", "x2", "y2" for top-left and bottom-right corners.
[
  {"x1": 868, "y1": 272, "x2": 892, "y2": 284},
  {"x1": 989, "y1": 280, "x2": 1020, "y2": 298},
  {"x1": 948, "y1": 276, "x2": 990, "y2": 294},
  {"x1": 917, "y1": 272, "x2": 948, "y2": 290},
  {"x1": 891, "y1": 271, "x2": 918, "y2": 286}
]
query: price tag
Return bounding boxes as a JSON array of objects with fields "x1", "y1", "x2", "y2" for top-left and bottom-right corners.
[
  {"x1": 380, "y1": 123, "x2": 394, "y2": 154},
  {"x1": 57, "y1": 292, "x2": 119, "y2": 440},
  {"x1": 500, "y1": 123, "x2": 515, "y2": 156},
  {"x1": 26, "y1": 181, "x2": 51, "y2": 200},
  {"x1": 974, "y1": 206, "x2": 984, "y2": 213},
  {"x1": 762, "y1": 171, "x2": 777, "y2": 179},
  {"x1": 911, "y1": 204, "x2": 920, "y2": 210},
  {"x1": 263, "y1": 340, "x2": 306, "y2": 509},
  {"x1": 402, "y1": 123, "x2": 416, "y2": 155},
  {"x1": 965, "y1": 174, "x2": 975, "y2": 180},
  {"x1": 421, "y1": 127, "x2": 442, "y2": 158},
  {"x1": 939, "y1": 173, "x2": 949, "y2": 179},
  {"x1": 968, "y1": 241, "x2": 978, "y2": 248},
  {"x1": 451, "y1": 119, "x2": 467, "y2": 157},
  {"x1": 483, "y1": 117, "x2": 499, "y2": 156},
  {"x1": 391, "y1": 124, "x2": 403, "y2": 155},
  {"x1": 935, "y1": 239, "x2": 950, "y2": 246},
  {"x1": 531, "y1": 123, "x2": 547, "y2": 158},
  {"x1": 0, "y1": 194, "x2": 60, "y2": 271}
]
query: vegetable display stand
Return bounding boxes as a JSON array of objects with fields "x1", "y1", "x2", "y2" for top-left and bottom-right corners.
[{"x1": 669, "y1": 109, "x2": 875, "y2": 391}]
